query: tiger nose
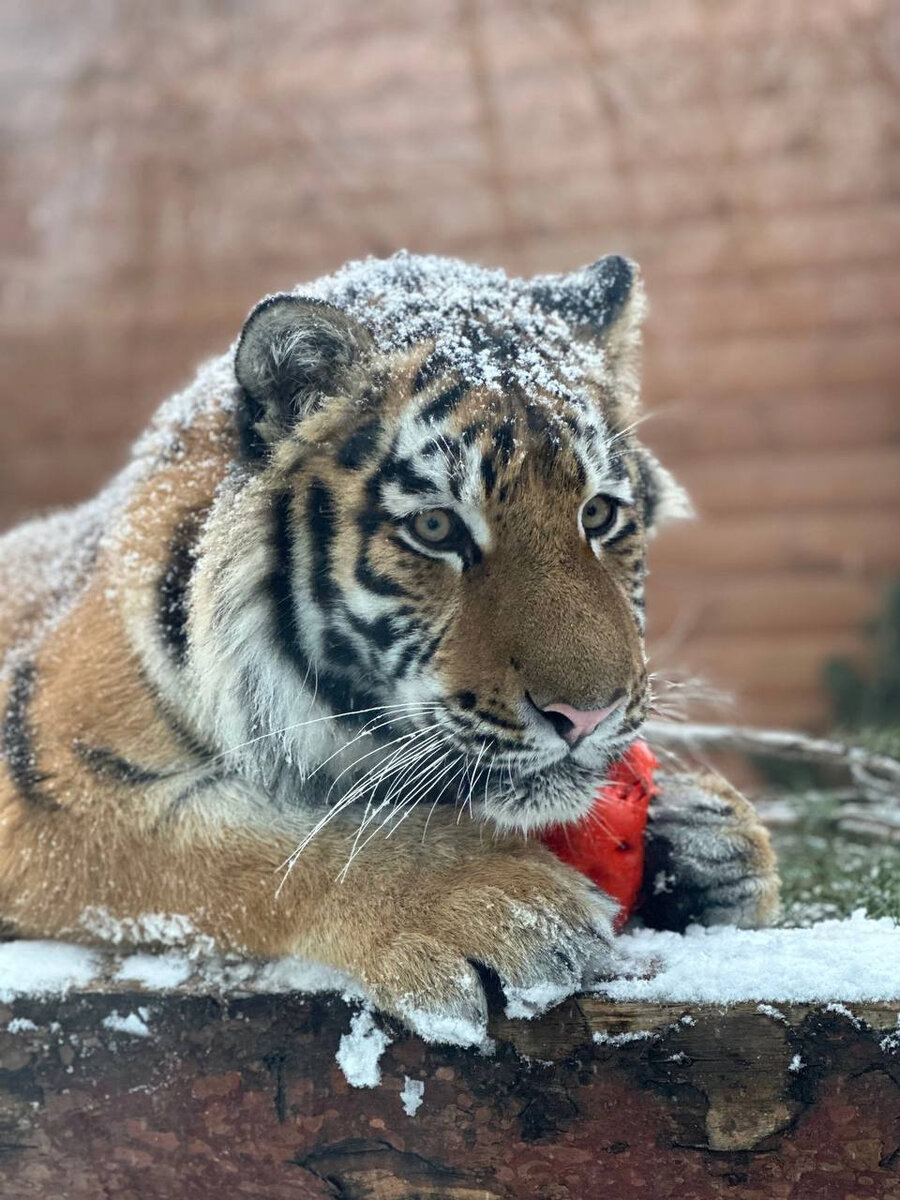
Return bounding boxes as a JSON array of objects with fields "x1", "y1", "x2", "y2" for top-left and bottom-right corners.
[{"x1": 539, "y1": 693, "x2": 626, "y2": 747}]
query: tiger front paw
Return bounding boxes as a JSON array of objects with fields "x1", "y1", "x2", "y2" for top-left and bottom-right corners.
[
  {"x1": 337, "y1": 833, "x2": 622, "y2": 1045},
  {"x1": 641, "y1": 772, "x2": 781, "y2": 932}
]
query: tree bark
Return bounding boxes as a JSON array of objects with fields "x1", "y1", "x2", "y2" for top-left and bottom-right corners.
[{"x1": 1, "y1": 977, "x2": 898, "y2": 1199}]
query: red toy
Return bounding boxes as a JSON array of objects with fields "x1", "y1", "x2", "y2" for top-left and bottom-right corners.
[{"x1": 540, "y1": 739, "x2": 658, "y2": 929}]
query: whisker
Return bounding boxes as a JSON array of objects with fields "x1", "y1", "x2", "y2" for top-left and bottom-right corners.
[
  {"x1": 275, "y1": 723, "x2": 446, "y2": 884},
  {"x1": 338, "y1": 736, "x2": 456, "y2": 877}
]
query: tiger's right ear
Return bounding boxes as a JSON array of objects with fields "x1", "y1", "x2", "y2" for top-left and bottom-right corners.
[{"x1": 234, "y1": 294, "x2": 374, "y2": 458}]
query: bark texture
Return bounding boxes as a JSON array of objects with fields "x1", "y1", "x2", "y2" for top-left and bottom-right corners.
[{"x1": 1, "y1": 989, "x2": 898, "y2": 1199}]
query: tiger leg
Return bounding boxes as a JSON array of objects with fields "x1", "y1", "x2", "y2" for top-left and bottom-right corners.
[
  {"x1": 2, "y1": 797, "x2": 621, "y2": 1044},
  {"x1": 640, "y1": 772, "x2": 781, "y2": 931}
]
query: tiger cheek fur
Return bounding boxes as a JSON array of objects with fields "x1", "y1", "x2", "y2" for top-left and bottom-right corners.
[{"x1": 0, "y1": 252, "x2": 778, "y2": 1039}]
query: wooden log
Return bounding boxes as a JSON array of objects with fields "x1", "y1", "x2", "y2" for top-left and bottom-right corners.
[{"x1": 1, "y1": 979, "x2": 898, "y2": 1198}]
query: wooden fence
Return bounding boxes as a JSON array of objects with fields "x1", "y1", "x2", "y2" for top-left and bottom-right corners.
[{"x1": 2, "y1": 0, "x2": 898, "y2": 729}]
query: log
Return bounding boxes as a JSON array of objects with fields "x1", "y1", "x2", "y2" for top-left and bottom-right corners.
[{"x1": 2, "y1": 975, "x2": 898, "y2": 1199}]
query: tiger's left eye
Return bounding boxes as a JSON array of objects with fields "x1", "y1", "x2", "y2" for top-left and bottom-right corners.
[
  {"x1": 411, "y1": 508, "x2": 454, "y2": 544},
  {"x1": 582, "y1": 494, "x2": 618, "y2": 536}
]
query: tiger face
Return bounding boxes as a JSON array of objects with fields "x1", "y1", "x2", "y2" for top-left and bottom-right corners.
[{"x1": 224, "y1": 253, "x2": 688, "y2": 832}]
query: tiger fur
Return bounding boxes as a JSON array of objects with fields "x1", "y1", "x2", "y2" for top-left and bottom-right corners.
[{"x1": 0, "y1": 252, "x2": 778, "y2": 1040}]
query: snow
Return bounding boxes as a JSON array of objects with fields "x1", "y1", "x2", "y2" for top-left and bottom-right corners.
[
  {"x1": 5, "y1": 1017, "x2": 38, "y2": 1034},
  {"x1": 400, "y1": 1076, "x2": 425, "y2": 1117},
  {"x1": 335, "y1": 1008, "x2": 392, "y2": 1088},
  {"x1": 3, "y1": 911, "x2": 897, "y2": 1019},
  {"x1": 79, "y1": 908, "x2": 208, "y2": 949},
  {"x1": 395, "y1": 1001, "x2": 490, "y2": 1049},
  {"x1": 252, "y1": 956, "x2": 360, "y2": 998},
  {"x1": 115, "y1": 952, "x2": 192, "y2": 990},
  {"x1": 505, "y1": 980, "x2": 578, "y2": 1021},
  {"x1": 593, "y1": 1029, "x2": 657, "y2": 1046},
  {"x1": 102, "y1": 1008, "x2": 152, "y2": 1038},
  {"x1": 600, "y1": 910, "x2": 900, "y2": 1004},
  {"x1": 756, "y1": 1003, "x2": 788, "y2": 1023},
  {"x1": 306, "y1": 250, "x2": 619, "y2": 400},
  {"x1": 0, "y1": 941, "x2": 101, "y2": 1002}
]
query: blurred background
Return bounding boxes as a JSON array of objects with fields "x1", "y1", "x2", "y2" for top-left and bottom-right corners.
[{"x1": 2, "y1": 0, "x2": 899, "y2": 739}]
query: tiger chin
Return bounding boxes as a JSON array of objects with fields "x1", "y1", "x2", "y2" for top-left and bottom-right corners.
[{"x1": 0, "y1": 251, "x2": 779, "y2": 1044}]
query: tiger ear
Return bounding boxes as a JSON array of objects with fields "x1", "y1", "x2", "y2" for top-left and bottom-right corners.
[
  {"x1": 234, "y1": 293, "x2": 374, "y2": 457},
  {"x1": 531, "y1": 255, "x2": 645, "y2": 403},
  {"x1": 635, "y1": 446, "x2": 694, "y2": 532}
]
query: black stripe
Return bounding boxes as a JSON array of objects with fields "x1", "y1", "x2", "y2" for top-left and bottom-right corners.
[
  {"x1": 387, "y1": 535, "x2": 436, "y2": 563},
  {"x1": 269, "y1": 490, "x2": 381, "y2": 723},
  {"x1": 475, "y1": 708, "x2": 520, "y2": 731},
  {"x1": 336, "y1": 420, "x2": 381, "y2": 470},
  {"x1": 73, "y1": 742, "x2": 164, "y2": 787},
  {"x1": 443, "y1": 709, "x2": 523, "y2": 751},
  {"x1": 380, "y1": 457, "x2": 439, "y2": 496},
  {"x1": 492, "y1": 418, "x2": 516, "y2": 465},
  {"x1": 459, "y1": 419, "x2": 487, "y2": 447},
  {"x1": 415, "y1": 623, "x2": 447, "y2": 668},
  {"x1": 270, "y1": 490, "x2": 304, "y2": 657},
  {"x1": 307, "y1": 479, "x2": 339, "y2": 608},
  {"x1": 355, "y1": 551, "x2": 408, "y2": 597},
  {"x1": 604, "y1": 519, "x2": 638, "y2": 547},
  {"x1": 344, "y1": 609, "x2": 405, "y2": 652},
  {"x1": 419, "y1": 382, "x2": 467, "y2": 424},
  {"x1": 322, "y1": 628, "x2": 361, "y2": 669},
  {"x1": 2, "y1": 663, "x2": 58, "y2": 810},
  {"x1": 525, "y1": 405, "x2": 552, "y2": 437},
  {"x1": 413, "y1": 352, "x2": 446, "y2": 394},
  {"x1": 392, "y1": 638, "x2": 424, "y2": 679},
  {"x1": 157, "y1": 509, "x2": 206, "y2": 665}
]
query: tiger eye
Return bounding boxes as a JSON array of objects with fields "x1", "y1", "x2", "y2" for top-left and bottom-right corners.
[
  {"x1": 412, "y1": 508, "x2": 453, "y2": 543},
  {"x1": 582, "y1": 494, "x2": 617, "y2": 535}
]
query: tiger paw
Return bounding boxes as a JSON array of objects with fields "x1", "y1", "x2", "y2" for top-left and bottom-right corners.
[
  {"x1": 343, "y1": 833, "x2": 623, "y2": 1044},
  {"x1": 640, "y1": 772, "x2": 781, "y2": 932}
]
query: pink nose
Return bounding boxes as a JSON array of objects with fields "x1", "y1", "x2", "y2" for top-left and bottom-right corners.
[{"x1": 540, "y1": 696, "x2": 626, "y2": 746}]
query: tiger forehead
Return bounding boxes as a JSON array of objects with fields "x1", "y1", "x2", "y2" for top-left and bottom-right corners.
[{"x1": 398, "y1": 351, "x2": 620, "y2": 490}]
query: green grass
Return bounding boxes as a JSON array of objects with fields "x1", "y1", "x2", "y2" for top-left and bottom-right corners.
[{"x1": 772, "y1": 791, "x2": 900, "y2": 925}]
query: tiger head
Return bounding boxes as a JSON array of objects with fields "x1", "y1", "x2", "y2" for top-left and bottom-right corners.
[{"x1": 228, "y1": 253, "x2": 689, "y2": 831}]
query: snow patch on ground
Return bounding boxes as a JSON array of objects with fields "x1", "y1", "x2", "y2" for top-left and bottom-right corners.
[
  {"x1": 0, "y1": 941, "x2": 101, "y2": 1001},
  {"x1": 335, "y1": 1008, "x2": 392, "y2": 1088},
  {"x1": 400, "y1": 1076, "x2": 425, "y2": 1117},
  {"x1": 601, "y1": 910, "x2": 900, "y2": 1003}
]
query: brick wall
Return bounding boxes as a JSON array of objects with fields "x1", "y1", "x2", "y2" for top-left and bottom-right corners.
[{"x1": 2, "y1": 0, "x2": 898, "y2": 730}]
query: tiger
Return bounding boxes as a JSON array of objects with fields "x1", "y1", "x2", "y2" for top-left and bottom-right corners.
[{"x1": 0, "y1": 251, "x2": 778, "y2": 1041}]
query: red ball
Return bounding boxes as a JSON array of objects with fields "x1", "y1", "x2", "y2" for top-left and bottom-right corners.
[{"x1": 539, "y1": 740, "x2": 658, "y2": 929}]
